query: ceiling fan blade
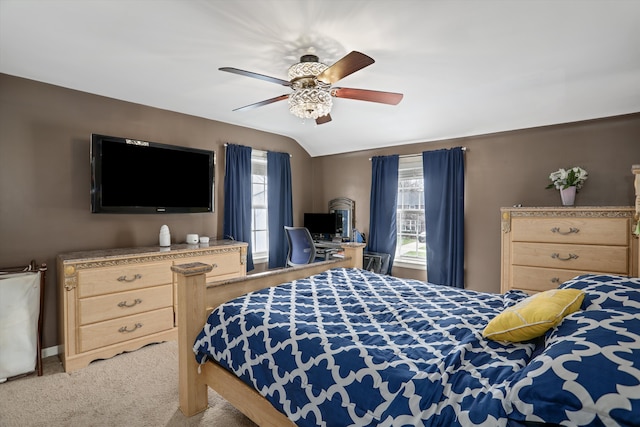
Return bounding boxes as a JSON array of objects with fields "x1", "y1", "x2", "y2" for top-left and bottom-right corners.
[
  {"x1": 316, "y1": 114, "x2": 332, "y2": 125},
  {"x1": 332, "y1": 87, "x2": 403, "y2": 105},
  {"x1": 232, "y1": 94, "x2": 289, "y2": 112},
  {"x1": 219, "y1": 67, "x2": 291, "y2": 86},
  {"x1": 316, "y1": 51, "x2": 375, "y2": 84}
]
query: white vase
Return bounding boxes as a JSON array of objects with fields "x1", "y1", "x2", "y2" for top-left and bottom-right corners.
[
  {"x1": 159, "y1": 225, "x2": 171, "y2": 247},
  {"x1": 560, "y1": 186, "x2": 576, "y2": 206}
]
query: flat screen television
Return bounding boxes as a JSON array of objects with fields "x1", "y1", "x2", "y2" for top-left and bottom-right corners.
[
  {"x1": 304, "y1": 213, "x2": 343, "y2": 237},
  {"x1": 91, "y1": 134, "x2": 214, "y2": 214}
]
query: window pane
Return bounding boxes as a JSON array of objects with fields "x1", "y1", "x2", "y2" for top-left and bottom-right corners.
[
  {"x1": 253, "y1": 230, "x2": 268, "y2": 254},
  {"x1": 254, "y1": 208, "x2": 267, "y2": 229},
  {"x1": 396, "y1": 156, "x2": 426, "y2": 265},
  {"x1": 251, "y1": 151, "x2": 269, "y2": 260},
  {"x1": 253, "y1": 182, "x2": 266, "y2": 205}
]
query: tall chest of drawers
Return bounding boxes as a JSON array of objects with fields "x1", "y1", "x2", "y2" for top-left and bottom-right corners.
[
  {"x1": 58, "y1": 240, "x2": 247, "y2": 372},
  {"x1": 500, "y1": 207, "x2": 638, "y2": 294}
]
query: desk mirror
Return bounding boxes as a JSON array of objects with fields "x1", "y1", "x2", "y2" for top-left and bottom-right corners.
[{"x1": 329, "y1": 197, "x2": 355, "y2": 241}]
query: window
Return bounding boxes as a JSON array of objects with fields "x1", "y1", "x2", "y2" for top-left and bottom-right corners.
[
  {"x1": 396, "y1": 156, "x2": 426, "y2": 266},
  {"x1": 251, "y1": 151, "x2": 268, "y2": 261}
]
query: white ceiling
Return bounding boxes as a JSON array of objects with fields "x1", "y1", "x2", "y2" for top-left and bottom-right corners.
[{"x1": 1, "y1": 0, "x2": 639, "y2": 157}]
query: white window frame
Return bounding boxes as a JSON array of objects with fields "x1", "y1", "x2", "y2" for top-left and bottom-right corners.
[
  {"x1": 395, "y1": 155, "x2": 426, "y2": 269},
  {"x1": 251, "y1": 150, "x2": 268, "y2": 263}
]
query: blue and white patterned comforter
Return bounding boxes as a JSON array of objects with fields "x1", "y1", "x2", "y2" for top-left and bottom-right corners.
[{"x1": 193, "y1": 269, "x2": 640, "y2": 427}]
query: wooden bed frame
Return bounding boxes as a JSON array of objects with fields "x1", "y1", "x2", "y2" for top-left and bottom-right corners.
[
  {"x1": 173, "y1": 243, "x2": 365, "y2": 426},
  {"x1": 173, "y1": 165, "x2": 640, "y2": 426}
]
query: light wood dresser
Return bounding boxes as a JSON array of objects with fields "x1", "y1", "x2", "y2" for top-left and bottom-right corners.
[
  {"x1": 501, "y1": 206, "x2": 638, "y2": 294},
  {"x1": 58, "y1": 240, "x2": 247, "y2": 372}
]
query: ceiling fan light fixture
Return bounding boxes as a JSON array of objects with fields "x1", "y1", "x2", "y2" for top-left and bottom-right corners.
[
  {"x1": 220, "y1": 50, "x2": 402, "y2": 123},
  {"x1": 287, "y1": 54, "x2": 333, "y2": 120},
  {"x1": 287, "y1": 55, "x2": 328, "y2": 82},
  {"x1": 288, "y1": 87, "x2": 333, "y2": 120}
]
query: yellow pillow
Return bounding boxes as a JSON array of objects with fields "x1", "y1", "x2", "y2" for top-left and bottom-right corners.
[{"x1": 483, "y1": 289, "x2": 585, "y2": 342}]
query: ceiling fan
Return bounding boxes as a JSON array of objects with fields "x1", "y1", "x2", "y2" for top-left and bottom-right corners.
[{"x1": 219, "y1": 51, "x2": 403, "y2": 125}]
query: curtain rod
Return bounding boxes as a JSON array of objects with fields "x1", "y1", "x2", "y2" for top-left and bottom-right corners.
[
  {"x1": 223, "y1": 143, "x2": 292, "y2": 157},
  {"x1": 369, "y1": 146, "x2": 467, "y2": 161}
]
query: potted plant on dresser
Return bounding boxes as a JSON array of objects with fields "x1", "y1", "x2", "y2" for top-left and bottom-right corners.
[{"x1": 546, "y1": 166, "x2": 588, "y2": 206}]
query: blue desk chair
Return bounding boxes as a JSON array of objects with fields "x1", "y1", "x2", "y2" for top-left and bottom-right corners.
[{"x1": 284, "y1": 226, "x2": 317, "y2": 266}]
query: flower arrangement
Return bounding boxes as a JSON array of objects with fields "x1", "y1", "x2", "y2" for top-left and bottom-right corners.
[{"x1": 546, "y1": 166, "x2": 588, "y2": 191}]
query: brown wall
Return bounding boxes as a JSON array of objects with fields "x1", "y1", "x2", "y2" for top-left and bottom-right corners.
[
  {"x1": 2, "y1": 73, "x2": 639, "y2": 351},
  {"x1": 312, "y1": 114, "x2": 640, "y2": 288},
  {"x1": 0, "y1": 74, "x2": 313, "y2": 348}
]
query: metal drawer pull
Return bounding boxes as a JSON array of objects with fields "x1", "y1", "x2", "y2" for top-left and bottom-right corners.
[
  {"x1": 211, "y1": 263, "x2": 218, "y2": 268},
  {"x1": 551, "y1": 227, "x2": 580, "y2": 236},
  {"x1": 551, "y1": 277, "x2": 560, "y2": 284},
  {"x1": 551, "y1": 227, "x2": 580, "y2": 235},
  {"x1": 118, "y1": 298, "x2": 142, "y2": 308},
  {"x1": 118, "y1": 323, "x2": 142, "y2": 333},
  {"x1": 117, "y1": 274, "x2": 142, "y2": 282},
  {"x1": 551, "y1": 253, "x2": 579, "y2": 261}
]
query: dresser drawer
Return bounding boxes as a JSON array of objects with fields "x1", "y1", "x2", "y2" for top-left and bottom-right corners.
[
  {"x1": 177, "y1": 252, "x2": 244, "y2": 280},
  {"x1": 78, "y1": 284, "x2": 173, "y2": 325},
  {"x1": 511, "y1": 266, "x2": 596, "y2": 293},
  {"x1": 512, "y1": 242, "x2": 628, "y2": 274},
  {"x1": 77, "y1": 262, "x2": 172, "y2": 298},
  {"x1": 78, "y1": 307, "x2": 174, "y2": 353},
  {"x1": 511, "y1": 217, "x2": 629, "y2": 245}
]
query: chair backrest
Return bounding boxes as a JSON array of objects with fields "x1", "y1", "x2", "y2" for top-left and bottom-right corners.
[{"x1": 284, "y1": 226, "x2": 316, "y2": 266}]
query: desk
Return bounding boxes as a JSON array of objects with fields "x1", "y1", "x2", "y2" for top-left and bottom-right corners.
[
  {"x1": 313, "y1": 240, "x2": 344, "y2": 260},
  {"x1": 314, "y1": 243, "x2": 390, "y2": 273},
  {"x1": 313, "y1": 240, "x2": 343, "y2": 249}
]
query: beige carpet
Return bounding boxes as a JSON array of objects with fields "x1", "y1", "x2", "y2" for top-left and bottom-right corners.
[{"x1": 0, "y1": 341, "x2": 257, "y2": 427}]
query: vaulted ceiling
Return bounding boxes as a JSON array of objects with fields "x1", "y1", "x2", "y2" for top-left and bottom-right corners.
[{"x1": 1, "y1": 0, "x2": 639, "y2": 156}]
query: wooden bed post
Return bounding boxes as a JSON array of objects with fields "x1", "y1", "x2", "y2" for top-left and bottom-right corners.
[{"x1": 172, "y1": 262, "x2": 213, "y2": 417}]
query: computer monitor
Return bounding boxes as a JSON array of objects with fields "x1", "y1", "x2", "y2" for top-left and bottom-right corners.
[{"x1": 303, "y1": 213, "x2": 343, "y2": 237}]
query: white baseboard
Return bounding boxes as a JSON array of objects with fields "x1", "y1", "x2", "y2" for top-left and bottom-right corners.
[{"x1": 42, "y1": 345, "x2": 61, "y2": 358}]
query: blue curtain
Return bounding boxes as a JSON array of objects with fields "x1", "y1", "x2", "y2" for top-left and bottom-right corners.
[
  {"x1": 223, "y1": 144, "x2": 254, "y2": 271},
  {"x1": 368, "y1": 155, "x2": 399, "y2": 274},
  {"x1": 267, "y1": 151, "x2": 293, "y2": 269},
  {"x1": 422, "y1": 147, "x2": 465, "y2": 288}
]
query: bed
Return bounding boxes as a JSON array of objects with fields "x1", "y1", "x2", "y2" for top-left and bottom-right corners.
[{"x1": 174, "y1": 239, "x2": 640, "y2": 427}]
